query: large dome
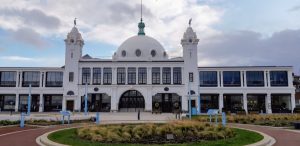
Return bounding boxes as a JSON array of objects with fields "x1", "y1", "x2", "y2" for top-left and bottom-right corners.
[{"x1": 113, "y1": 35, "x2": 168, "y2": 61}]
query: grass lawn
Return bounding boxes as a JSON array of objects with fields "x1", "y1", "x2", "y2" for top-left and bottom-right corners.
[{"x1": 48, "y1": 128, "x2": 263, "y2": 146}]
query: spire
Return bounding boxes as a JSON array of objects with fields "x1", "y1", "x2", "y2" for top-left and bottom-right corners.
[{"x1": 138, "y1": 0, "x2": 145, "y2": 35}]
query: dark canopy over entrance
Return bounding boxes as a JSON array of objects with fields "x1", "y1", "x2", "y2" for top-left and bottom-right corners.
[{"x1": 119, "y1": 90, "x2": 145, "y2": 112}]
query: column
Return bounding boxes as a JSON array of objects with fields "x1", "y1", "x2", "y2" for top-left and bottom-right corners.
[
  {"x1": 90, "y1": 68, "x2": 93, "y2": 85},
  {"x1": 39, "y1": 94, "x2": 44, "y2": 112},
  {"x1": 243, "y1": 93, "x2": 248, "y2": 114},
  {"x1": 264, "y1": 70, "x2": 267, "y2": 87},
  {"x1": 267, "y1": 71, "x2": 271, "y2": 87},
  {"x1": 243, "y1": 71, "x2": 247, "y2": 87},
  {"x1": 112, "y1": 67, "x2": 117, "y2": 85},
  {"x1": 217, "y1": 71, "x2": 220, "y2": 87},
  {"x1": 111, "y1": 87, "x2": 117, "y2": 111},
  {"x1": 16, "y1": 71, "x2": 20, "y2": 87},
  {"x1": 62, "y1": 96, "x2": 66, "y2": 111},
  {"x1": 147, "y1": 67, "x2": 151, "y2": 85},
  {"x1": 198, "y1": 93, "x2": 201, "y2": 114},
  {"x1": 43, "y1": 72, "x2": 46, "y2": 87},
  {"x1": 170, "y1": 67, "x2": 173, "y2": 84},
  {"x1": 220, "y1": 71, "x2": 223, "y2": 87},
  {"x1": 240, "y1": 71, "x2": 244, "y2": 87},
  {"x1": 219, "y1": 93, "x2": 223, "y2": 112},
  {"x1": 19, "y1": 71, "x2": 23, "y2": 87},
  {"x1": 145, "y1": 88, "x2": 152, "y2": 111},
  {"x1": 136, "y1": 67, "x2": 138, "y2": 85},
  {"x1": 265, "y1": 93, "x2": 272, "y2": 114},
  {"x1": 15, "y1": 94, "x2": 19, "y2": 112},
  {"x1": 160, "y1": 67, "x2": 163, "y2": 84},
  {"x1": 291, "y1": 93, "x2": 296, "y2": 113},
  {"x1": 39, "y1": 71, "x2": 43, "y2": 87}
]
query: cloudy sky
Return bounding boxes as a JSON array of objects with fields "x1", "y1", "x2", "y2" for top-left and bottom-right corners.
[{"x1": 0, "y1": 0, "x2": 300, "y2": 73}]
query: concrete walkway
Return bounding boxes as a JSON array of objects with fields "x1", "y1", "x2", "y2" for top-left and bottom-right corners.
[
  {"x1": 231, "y1": 124, "x2": 300, "y2": 146},
  {"x1": 0, "y1": 112, "x2": 176, "y2": 121}
]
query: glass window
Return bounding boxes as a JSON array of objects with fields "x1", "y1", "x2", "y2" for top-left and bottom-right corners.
[
  {"x1": 199, "y1": 71, "x2": 217, "y2": 87},
  {"x1": 189, "y1": 73, "x2": 194, "y2": 82},
  {"x1": 162, "y1": 67, "x2": 171, "y2": 84},
  {"x1": 223, "y1": 71, "x2": 241, "y2": 87},
  {"x1": 0, "y1": 71, "x2": 16, "y2": 87},
  {"x1": 93, "y1": 68, "x2": 101, "y2": 85},
  {"x1": 103, "y1": 68, "x2": 112, "y2": 85},
  {"x1": 128, "y1": 67, "x2": 136, "y2": 84},
  {"x1": 270, "y1": 71, "x2": 288, "y2": 86},
  {"x1": 117, "y1": 68, "x2": 126, "y2": 85},
  {"x1": 173, "y1": 67, "x2": 182, "y2": 84},
  {"x1": 138, "y1": 68, "x2": 147, "y2": 84},
  {"x1": 152, "y1": 67, "x2": 160, "y2": 84},
  {"x1": 69, "y1": 72, "x2": 74, "y2": 82},
  {"x1": 46, "y1": 72, "x2": 63, "y2": 87},
  {"x1": 22, "y1": 71, "x2": 40, "y2": 87},
  {"x1": 246, "y1": 71, "x2": 264, "y2": 87},
  {"x1": 82, "y1": 68, "x2": 91, "y2": 84}
]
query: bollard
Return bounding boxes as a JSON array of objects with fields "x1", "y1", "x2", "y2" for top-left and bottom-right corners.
[
  {"x1": 96, "y1": 112, "x2": 100, "y2": 125},
  {"x1": 222, "y1": 112, "x2": 226, "y2": 127},
  {"x1": 138, "y1": 110, "x2": 140, "y2": 120},
  {"x1": 20, "y1": 113, "x2": 25, "y2": 128}
]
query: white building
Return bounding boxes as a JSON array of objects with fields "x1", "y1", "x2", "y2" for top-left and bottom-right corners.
[{"x1": 0, "y1": 18, "x2": 296, "y2": 114}]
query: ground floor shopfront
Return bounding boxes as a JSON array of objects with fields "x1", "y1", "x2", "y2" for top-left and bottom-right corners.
[
  {"x1": 198, "y1": 93, "x2": 295, "y2": 114},
  {"x1": 0, "y1": 91, "x2": 296, "y2": 114}
]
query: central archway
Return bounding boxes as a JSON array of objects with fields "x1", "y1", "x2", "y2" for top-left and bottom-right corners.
[{"x1": 119, "y1": 90, "x2": 145, "y2": 112}]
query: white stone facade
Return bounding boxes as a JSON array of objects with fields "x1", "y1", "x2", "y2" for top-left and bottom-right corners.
[{"x1": 0, "y1": 22, "x2": 296, "y2": 114}]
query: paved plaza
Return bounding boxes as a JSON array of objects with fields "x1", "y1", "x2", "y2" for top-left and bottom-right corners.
[{"x1": 0, "y1": 112, "x2": 176, "y2": 122}]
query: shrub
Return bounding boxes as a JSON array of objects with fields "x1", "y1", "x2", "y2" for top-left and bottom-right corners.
[{"x1": 76, "y1": 121, "x2": 234, "y2": 144}]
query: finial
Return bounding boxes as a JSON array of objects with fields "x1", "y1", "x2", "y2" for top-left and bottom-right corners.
[
  {"x1": 138, "y1": 0, "x2": 145, "y2": 35},
  {"x1": 189, "y1": 18, "x2": 192, "y2": 27},
  {"x1": 74, "y1": 18, "x2": 77, "y2": 27},
  {"x1": 141, "y1": 0, "x2": 143, "y2": 21}
]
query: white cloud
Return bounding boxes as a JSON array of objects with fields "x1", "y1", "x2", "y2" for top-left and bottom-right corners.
[
  {"x1": 0, "y1": 55, "x2": 64, "y2": 67},
  {"x1": 0, "y1": 0, "x2": 223, "y2": 51}
]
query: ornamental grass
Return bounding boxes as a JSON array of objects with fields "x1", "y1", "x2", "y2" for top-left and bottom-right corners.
[
  {"x1": 195, "y1": 114, "x2": 300, "y2": 127},
  {"x1": 76, "y1": 120, "x2": 234, "y2": 144}
]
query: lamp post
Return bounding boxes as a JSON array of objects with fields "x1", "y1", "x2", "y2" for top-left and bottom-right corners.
[
  {"x1": 84, "y1": 82, "x2": 88, "y2": 115},
  {"x1": 27, "y1": 84, "x2": 31, "y2": 115}
]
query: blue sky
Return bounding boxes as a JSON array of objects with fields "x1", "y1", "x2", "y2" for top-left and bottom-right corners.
[{"x1": 0, "y1": 0, "x2": 300, "y2": 73}]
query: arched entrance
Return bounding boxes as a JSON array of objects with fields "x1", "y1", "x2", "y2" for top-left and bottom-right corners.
[{"x1": 119, "y1": 90, "x2": 145, "y2": 112}]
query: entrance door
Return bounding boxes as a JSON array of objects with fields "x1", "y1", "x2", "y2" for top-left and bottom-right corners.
[
  {"x1": 66, "y1": 100, "x2": 74, "y2": 111},
  {"x1": 162, "y1": 94, "x2": 172, "y2": 112},
  {"x1": 119, "y1": 90, "x2": 145, "y2": 112}
]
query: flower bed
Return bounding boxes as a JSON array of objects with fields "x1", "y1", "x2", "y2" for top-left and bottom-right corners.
[
  {"x1": 194, "y1": 114, "x2": 300, "y2": 127},
  {"x1": 77, "y1": 120, "x2": 234, "y2": 144}
]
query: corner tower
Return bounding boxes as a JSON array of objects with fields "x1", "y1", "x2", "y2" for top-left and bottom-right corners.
[
  {"x1": 63, "y1": 25, "x2": 84, "y2": 111},
  {"x1": 181, "y1": 23, "x2": 199, "y2": 112}
]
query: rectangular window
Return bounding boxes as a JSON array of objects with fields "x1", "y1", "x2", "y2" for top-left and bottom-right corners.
[
  {"x1": 270, "y1": 71, "x2": 288, "y2": 86},
  {"x1": 199, "y1": 71, "x2": 217, "y2": 87},
  {"x1": 82, "y1": 68, "x2": 91, "y2": 84},
  {"x1": 138, "y1": 67, "x2": 147, "y2": 84},
  {"x1": 189, "y1": 72, "x2": 194, "y2": 82},
  {"x1": 246, "y1": 71, "x2": 264, "y2": 87},
  {"x1": 103, "y1": 68, "x2": 112, "y2": 85},
  {"x1": 46, "y1": 72, "x2": 63, "y2": 87},
  {"x1": 173, "y1": 67, "x2": 182, "y2": 85},
  {"x1": 22, "y1": 71, "x2": 40, "y2": 87},
  {"x1": 162, "y1": 67, "x2": 171, "y2": 84},
  {"x1": 0, "y1": 71, "x2": 16, "y2": 87},
  {"x1": 152, "y1": 67, "x2": 160, "y2": 84},
  {"x1": 93, "y1": 68, "x2": 101, "y2": 85},
  {"x1": 128, "y1": 67, "x2": 136, "y2": 84},
  {"x1": 117, "y1": 68, "x2": 126, "y2": 85},
  {"x1": 223, "y1": 71, "x2": 241, "y2": 87},
  {"x1": 69, "y1": 72, "x2": 74, "y2": 82}
]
